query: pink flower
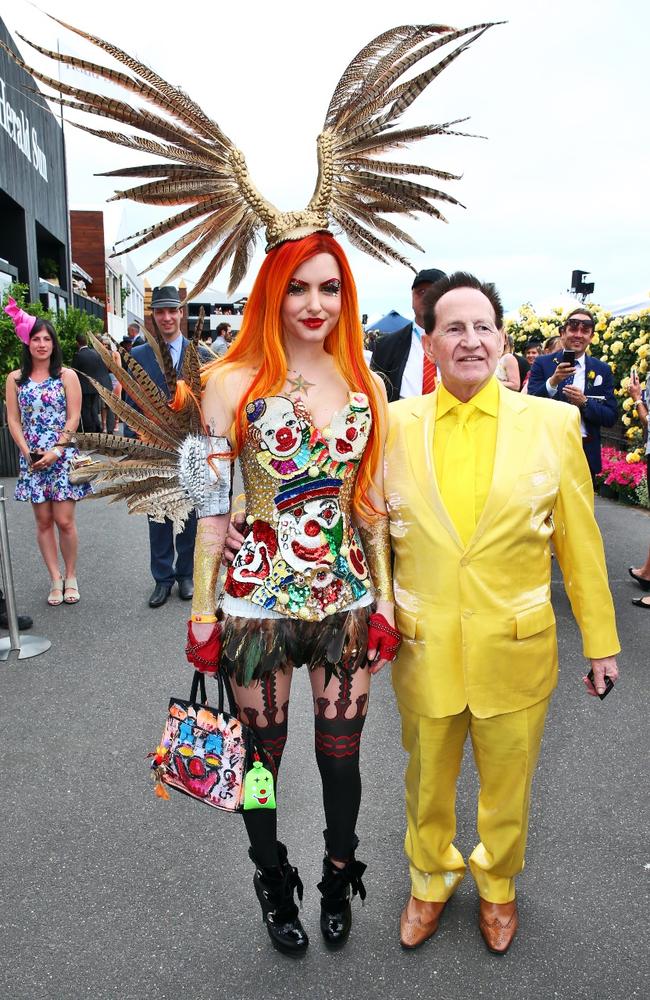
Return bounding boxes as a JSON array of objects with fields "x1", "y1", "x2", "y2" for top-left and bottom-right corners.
[{"x1": 598, "y1": 445, "x2": 645, "y2": 499}]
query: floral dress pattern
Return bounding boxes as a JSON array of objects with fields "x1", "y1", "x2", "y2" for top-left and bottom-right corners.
[{"x1": 14, "y1": 376, "x2": 91, "y2": 504}]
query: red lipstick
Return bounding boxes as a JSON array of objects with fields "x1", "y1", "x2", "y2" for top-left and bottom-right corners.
[{"x1": 301, "y1": 319, "x2": 325, "y2": 329}]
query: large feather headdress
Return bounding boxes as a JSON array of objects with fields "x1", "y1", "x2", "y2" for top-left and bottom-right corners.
[
  {"x1": 4, "y1": 16, "x2": 497, "y2": 527},
  {"x1": 4, "y1": 15, "x2": 498, "y2": 297}
]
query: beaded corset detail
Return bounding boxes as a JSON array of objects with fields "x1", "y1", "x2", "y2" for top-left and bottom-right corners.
[{"x1": 224, "y1": 392, "x2": 373, "y2": 620}]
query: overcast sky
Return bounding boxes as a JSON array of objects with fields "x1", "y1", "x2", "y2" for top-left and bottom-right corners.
[{"x1": 3, "y1": 0, "x2": 648, "y2": 317}]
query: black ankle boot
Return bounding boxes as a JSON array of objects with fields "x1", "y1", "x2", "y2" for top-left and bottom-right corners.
[
  {"x1": 250, "y1": 841, "x2": 309, "y2": 956},
  {"x1": 317, "y1": 832, "x2": 367, "y2": 949}
]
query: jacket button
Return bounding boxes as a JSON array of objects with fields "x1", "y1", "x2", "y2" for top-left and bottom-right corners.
[
  {"x1": 462, "y1": 609, "x2": 472, "y2": 619},
  {"x1": 460, "y1": 557, "x2": 469, "y2": 567}
]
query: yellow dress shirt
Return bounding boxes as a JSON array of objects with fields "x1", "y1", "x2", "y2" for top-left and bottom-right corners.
[{"x1": 434, "y1": 378, "x2": 499, "y2": 544}]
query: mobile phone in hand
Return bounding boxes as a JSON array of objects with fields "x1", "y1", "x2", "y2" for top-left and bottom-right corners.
[
  {"x1": 586, "y1": 668, "x2": 614, "y2": 700},
  {"x1": 29, "y1": 450, "x2": 43, "y2": 464},
  {"x1": 630, "y1": 365, "x2": 638, "y2": 382},
  {"x1": 561, "y1": 349, "x2": 576, "y2": 365}
]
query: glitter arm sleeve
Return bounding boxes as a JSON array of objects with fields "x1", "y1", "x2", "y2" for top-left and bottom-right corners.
[
  {"x1": 358, "y1": 517, "x2": 393, "y2": 603},
  {"x1": 191, "y1": 515, "x2": 230, "y2": 621},
  {"x1": 357, "y1": 373, "x2": 394, "y2": 604}
]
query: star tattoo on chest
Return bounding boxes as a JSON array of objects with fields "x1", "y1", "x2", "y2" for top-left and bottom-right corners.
[{"x1": 286, "y1": 371, "x2": 316, "y2": 397}]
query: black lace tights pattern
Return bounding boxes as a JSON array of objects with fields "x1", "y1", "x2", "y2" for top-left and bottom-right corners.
[{"x1": 231, "y1": 664, "x2": 370, "y2": 868}]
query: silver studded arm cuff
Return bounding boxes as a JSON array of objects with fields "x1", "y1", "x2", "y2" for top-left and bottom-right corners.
[{"x1": 178, "y1": 434, "x2": 232, "y2": 518}]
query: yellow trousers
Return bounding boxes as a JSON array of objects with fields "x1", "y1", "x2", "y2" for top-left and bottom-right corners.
[{"x1": 401, "y1": 696, "x2": 550, "y2": 904}]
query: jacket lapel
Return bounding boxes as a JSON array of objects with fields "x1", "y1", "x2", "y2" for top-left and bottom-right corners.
[
  {"x1": 467, "y1": 384, "x2": 527, "y2": 553},
  {"x1": 583, "y1": 353, "x2": 594, "y2": 395},
  {"x1": 404, "y1": 392, "x2": 465, "y2": 548},
  {"x1": 388, "y1": 324, "x2": 413, "y2": 401},
  {"x1": 178, "y1": 336, "x2": 188, "y2": 372}
]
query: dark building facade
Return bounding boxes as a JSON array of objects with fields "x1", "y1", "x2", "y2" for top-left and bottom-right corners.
[{"x1": 0, "y1": 19, "x2": 70, "y2": 310}]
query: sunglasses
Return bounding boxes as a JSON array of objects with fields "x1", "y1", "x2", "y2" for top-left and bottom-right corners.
[{"x1": 566, "y1": 319, "x2": 594, "y2": 332}]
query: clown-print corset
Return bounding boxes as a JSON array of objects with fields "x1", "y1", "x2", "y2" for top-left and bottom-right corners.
[{"x1": 224, "y1": 392, "x2": 374, "y2": 621}]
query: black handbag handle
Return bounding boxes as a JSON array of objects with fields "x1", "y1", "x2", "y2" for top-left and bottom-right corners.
[
  {"x1": 189, "y1": 669, "x2": 238, "y2": 717},
  {"x1": 189, "y1": 670, "x2": 207, "y2": 705}
]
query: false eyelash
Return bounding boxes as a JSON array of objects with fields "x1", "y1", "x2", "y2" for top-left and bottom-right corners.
[
  {"x1": 287, "y1": 280, "x2": 307, "y2": 295},
  {"x1": 321, "y1": 280, "x2": 341, "y2": 295}
]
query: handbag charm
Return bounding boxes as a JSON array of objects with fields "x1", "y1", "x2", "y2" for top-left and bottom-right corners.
[
  {"x1": 243, "y1": 760, "x2": 276, "y2": 811},
  {"x1": 150, "y1": 671, "x2": 275, "y2": 813}
]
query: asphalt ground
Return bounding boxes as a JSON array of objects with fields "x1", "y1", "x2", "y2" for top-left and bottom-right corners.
[{"x1": 0, "y1": 479, "x2": 648, "y2": 1000}]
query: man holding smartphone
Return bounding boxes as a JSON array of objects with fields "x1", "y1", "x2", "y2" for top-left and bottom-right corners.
[{"x1": 527, "y1": 308, "x2": 617, "y2": 478}]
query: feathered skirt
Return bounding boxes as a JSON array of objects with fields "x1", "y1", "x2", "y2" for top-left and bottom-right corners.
[{"x1": 219, "y1": 606, "x2": 372, "y2": 688}]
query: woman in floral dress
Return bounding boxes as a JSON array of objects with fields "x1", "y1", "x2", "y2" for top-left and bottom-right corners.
[{"x1": 5, "y1": 313, "x2": 90, "y2": 606}]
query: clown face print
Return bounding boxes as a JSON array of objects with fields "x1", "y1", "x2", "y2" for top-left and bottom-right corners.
[
  {"x1": 170, "y1": 721, "x2": 224, "y2": 799},
  {"x1": 311, "y1": 566, "x2": 344, "y2": 612},
  {"x1": 276, "y1": 492, "x2": 343, "y2": 574},
  {"x1": 231, "y1": 520, "x2": 277, "y2": 587},
  {"x1": 247, "y1": 396, "x2": 309, "y2": 461},
  {"x1": 326, "y1": 394, "x2": 371, "y2": 463}
]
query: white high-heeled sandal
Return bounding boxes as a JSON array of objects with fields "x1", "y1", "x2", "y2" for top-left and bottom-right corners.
[
  {"x1": 63, "y1": 577, "x2": 80, "y2": 604},
  {"x1": 48, "y1": 578, "x2": 64, "y2": 606}
]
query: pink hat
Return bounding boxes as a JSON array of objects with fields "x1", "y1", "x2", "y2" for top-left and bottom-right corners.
[{"x1": 4, "y1": 297, "x2": 37, "y2": 344}]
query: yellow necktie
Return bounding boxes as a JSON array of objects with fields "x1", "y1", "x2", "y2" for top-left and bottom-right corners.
[{"x1": 440, "y1": 403, "x2": 476, "y2": 546}]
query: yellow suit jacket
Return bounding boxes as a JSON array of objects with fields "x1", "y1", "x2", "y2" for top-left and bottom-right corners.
[{"x1": 385, "y1": 382, "x2": 620, "y2": 720}]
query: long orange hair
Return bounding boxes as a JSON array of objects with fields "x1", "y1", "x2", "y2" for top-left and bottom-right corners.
[{"x1": 201, "y1": 233, "x2": 383, "y2": 520}]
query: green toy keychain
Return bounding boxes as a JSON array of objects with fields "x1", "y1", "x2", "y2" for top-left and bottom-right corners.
[{"x1": 243, "y1": 759, "x2": 276, "y2": 811}]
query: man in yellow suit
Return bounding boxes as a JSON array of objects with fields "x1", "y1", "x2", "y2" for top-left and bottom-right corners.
[{"x1": 386, "y1": 272, "x2": 620, "y2": 954}]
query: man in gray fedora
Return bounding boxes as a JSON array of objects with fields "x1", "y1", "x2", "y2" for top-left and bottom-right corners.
[{"x1": 125, "y1": 285, "x2": 203, "y2": 608}]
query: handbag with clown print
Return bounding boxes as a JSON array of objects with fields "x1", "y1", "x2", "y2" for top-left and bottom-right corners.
[{"x1": 150, "y1": 670, "x2": 276, "y2": 813}]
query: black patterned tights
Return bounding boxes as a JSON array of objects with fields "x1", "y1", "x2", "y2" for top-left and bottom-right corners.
[{"x1": 231, "y1": 665, "x2": 370, "y2": 868}]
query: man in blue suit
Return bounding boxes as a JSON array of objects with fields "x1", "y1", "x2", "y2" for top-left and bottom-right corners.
[
  {"x1": 527, "y1": 308, "x2": 617, "y2": 478},
  {"x1": 125, "y1": 286, "x2": 201, "y2": 607}
]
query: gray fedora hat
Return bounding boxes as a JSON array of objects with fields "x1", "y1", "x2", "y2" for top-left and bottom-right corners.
[{"x1": 151, "y1": 285, "x2": 182, "y2": 309}]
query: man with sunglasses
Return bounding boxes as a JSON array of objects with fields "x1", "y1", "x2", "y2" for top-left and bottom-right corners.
[{"x1": 527, "y1": 308, "x2": 617, "y2": 478}]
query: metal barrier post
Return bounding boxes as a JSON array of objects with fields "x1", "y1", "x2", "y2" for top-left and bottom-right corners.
[{"x1": 0, "y1": 485, "x2": 51, "y2": 661}]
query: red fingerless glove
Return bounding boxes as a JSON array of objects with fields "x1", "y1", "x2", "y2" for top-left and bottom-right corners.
[
  {"x1": 185, "y1": 620, "x2": 222, "y2": 674},
  {"x1": 367, "y1": 612, "x2": 402, "y2": 663}
]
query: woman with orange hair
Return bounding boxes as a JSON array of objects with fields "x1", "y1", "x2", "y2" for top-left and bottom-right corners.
[{"x1": 186, "y1": 232, "x2": 399, "y2": 955}]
